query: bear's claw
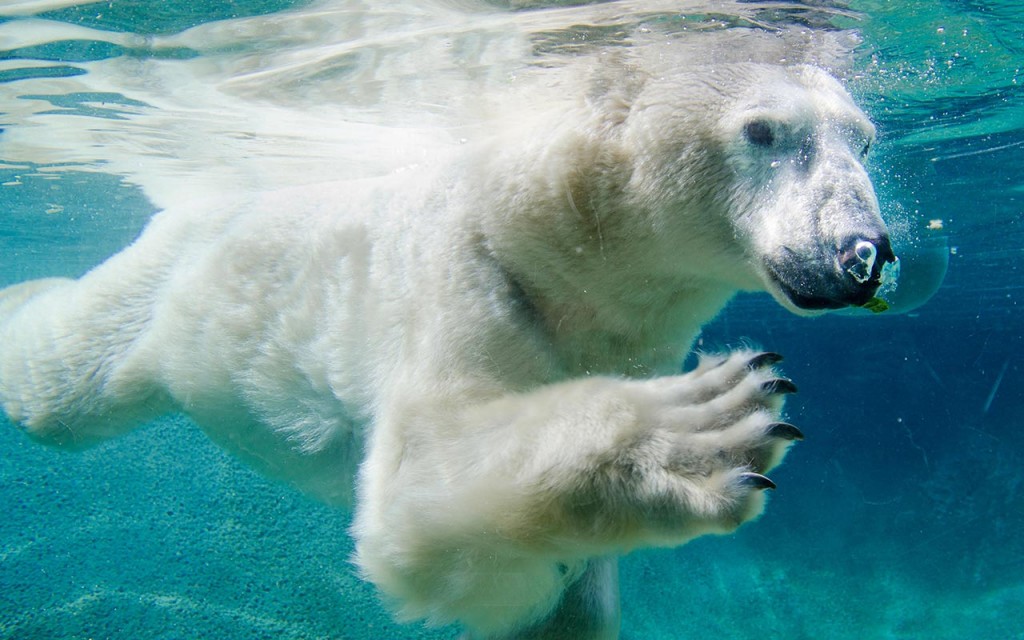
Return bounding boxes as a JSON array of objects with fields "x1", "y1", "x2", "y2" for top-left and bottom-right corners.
[
  {"x1": 738, "y1": 472, "x2": 777, "y2": 490},
  {"x1": 766, "y1": 421, "x2": 804, "y2": 441},
  {"x1": 619, "y1": 350, "x2": 801, "y2": 533},
  {"x1": 746, "y1": 351, "x2": 784, "y2": 370},
  {"x1": 761, "y1": 378, "x2": 798, "y2": 395}
]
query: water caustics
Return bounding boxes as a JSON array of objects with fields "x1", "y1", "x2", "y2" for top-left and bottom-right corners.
[{"x1": 0, "y1": 1, "x2": 868, "y2": 203}]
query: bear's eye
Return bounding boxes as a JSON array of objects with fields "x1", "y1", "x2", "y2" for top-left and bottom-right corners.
[
  {"x1": 860, "y1": 141, "x2": 872, "y2": 159},
  {"x1": 744, "y1": 119, "x2": 775, "y2": 147}
]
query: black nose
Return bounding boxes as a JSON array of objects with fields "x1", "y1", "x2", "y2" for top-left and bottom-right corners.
[
  {"x1": 837, "y1": 235, "x2": 896, "y2": 304},
  {"x1": 767, "y1": 235, "x2": 898, "y2": 311}
]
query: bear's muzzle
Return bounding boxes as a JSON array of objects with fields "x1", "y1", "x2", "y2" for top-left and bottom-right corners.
[{"x1": 768, "y1": 233, "x2": 897, "y2": 310}]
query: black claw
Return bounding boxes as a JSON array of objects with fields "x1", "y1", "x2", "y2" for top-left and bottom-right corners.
[
  {"x1": 767, "y1": 422, "x2": 805, "y2": 441},
  {"x1": 739, "y1": 472, "x2": 777, "y2": 491},
  {"x1": 746, "y1": 352, "x2": 784, "y2": 370},
  {"x1": 761, "y1": 378, "x2": 798, "y2": 395}
]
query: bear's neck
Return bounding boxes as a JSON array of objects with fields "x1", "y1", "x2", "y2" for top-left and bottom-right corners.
[
  {"x1": 468, "y1": 119, "x2": 737, "y2": 377},
  {"x1": 523, "y1": 275, "x2": 735, "y2": 377}
]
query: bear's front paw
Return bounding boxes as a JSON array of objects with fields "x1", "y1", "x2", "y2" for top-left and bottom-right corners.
[{"x1": 594, "y1": 351, "x2": 803, "y2": 544}]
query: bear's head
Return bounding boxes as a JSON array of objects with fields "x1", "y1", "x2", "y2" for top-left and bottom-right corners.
[{"x1": 618, "y1": 63, "x2": 896, "y2": 314}]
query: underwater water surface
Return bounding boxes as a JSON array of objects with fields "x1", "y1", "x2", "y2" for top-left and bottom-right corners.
[{"x1": 1, "y1": 1, "x2": 1022, "y2": 639}]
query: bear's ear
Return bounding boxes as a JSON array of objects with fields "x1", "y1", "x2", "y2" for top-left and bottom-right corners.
[{"x1": 583, "y1": 54, "x2": 646, "y2": 129}]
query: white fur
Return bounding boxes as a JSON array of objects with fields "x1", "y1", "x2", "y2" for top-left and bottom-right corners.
[{"x1": 0, "y1": 63, "x2": 881, "y2": 637}]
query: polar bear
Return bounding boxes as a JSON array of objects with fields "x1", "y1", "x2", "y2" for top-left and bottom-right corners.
[{"x1": 0, "y1": 63, "x2": 893, "y2": 639}]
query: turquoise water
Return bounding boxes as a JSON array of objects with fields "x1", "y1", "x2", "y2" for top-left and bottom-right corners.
[{"x1": 1, "y1": 1, "x2": 1022, "y2": 638}]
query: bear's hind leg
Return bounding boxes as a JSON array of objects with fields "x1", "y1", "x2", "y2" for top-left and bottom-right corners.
[
  {"x1": 0, "y1": 278, "x2": 71, "y2": 317},
  {"x1": 0, "y1": 276, "x2": 172, "y2": 449}
]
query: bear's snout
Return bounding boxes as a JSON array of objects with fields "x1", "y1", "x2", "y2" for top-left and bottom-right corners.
[
  {"x1": 767, "y1": 233, "x2": 896, "y2": 311},
  {"x1": 836, "y1": 234, "x2": 897, "y2": 304}
]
